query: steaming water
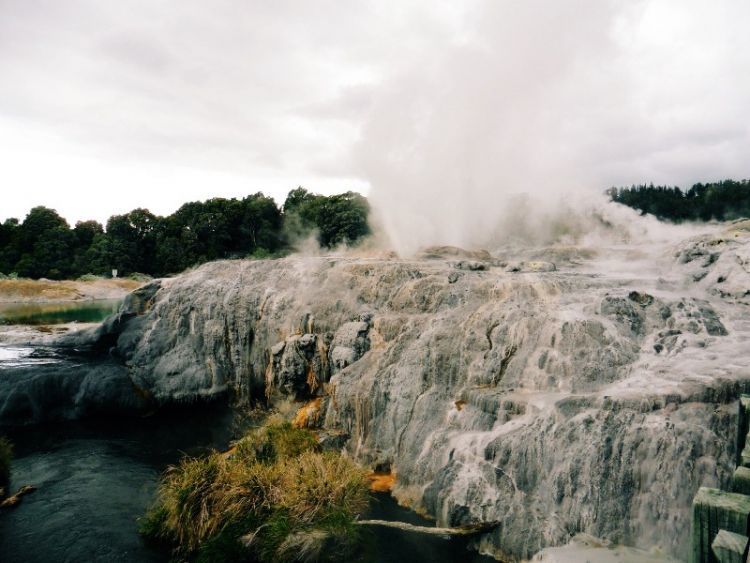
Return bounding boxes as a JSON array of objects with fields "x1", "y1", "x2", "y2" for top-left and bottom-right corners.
[{"x1": 0, "y1": 349, "x2": 494, "y2": 563}]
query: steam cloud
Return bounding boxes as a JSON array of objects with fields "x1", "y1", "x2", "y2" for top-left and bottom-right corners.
[
  {"x1": 354, "y1": 0, "x2": 750, "y2": 254},
  {"x1": 1, "y1": 1, "x2": 748, "y2": 238}
]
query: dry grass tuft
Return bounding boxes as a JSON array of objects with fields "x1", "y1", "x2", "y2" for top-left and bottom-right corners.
[
  {"x1": 0, "y1": 277, "x2": 141, "y2": 302},
  {"x1": 279, "y1": 451, "x2": 369, "y2": 523},
  {"x1": 140, "y1": 419, "x2": 369, "y2": 562},
  {"x1": 0, "y1": 279, "x2": 82, "y2": 300}
]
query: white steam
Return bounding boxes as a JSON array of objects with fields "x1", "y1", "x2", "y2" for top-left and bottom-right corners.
[{"x1": 355, "y1": 0, "x2": 750, "y2": 254}]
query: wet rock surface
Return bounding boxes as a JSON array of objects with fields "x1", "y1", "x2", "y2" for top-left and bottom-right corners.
[
  {"x1": 16, "y1": 223, "x2": 750, "y2": 560},
  {"x1": 0, "y1": 350, "x2": 147, "y2": 426}
]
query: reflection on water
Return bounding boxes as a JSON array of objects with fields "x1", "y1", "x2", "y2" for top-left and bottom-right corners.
[
  {"x1": 0, "y1": 408, "x2": 497, "y2": 563},
  {"x1": 0, "y1": 407, "x2": 237, "y2": 563},
  {"x1": 363, "y1": 494, "x2": 497, "y2": 563},
  {"x1": 0, "y1": 346, "x2": 66, "y2": 369},
  {"x1": 0, "y1": 299, "x2": 121, "y2": 326},
  {"x1": 0, "y1": 347, "x2": 34, "y2": 363}
]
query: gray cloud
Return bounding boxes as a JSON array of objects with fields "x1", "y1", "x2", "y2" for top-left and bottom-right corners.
[{"x1": 0, "y1": 1, "x2": 748, "y2": 240}]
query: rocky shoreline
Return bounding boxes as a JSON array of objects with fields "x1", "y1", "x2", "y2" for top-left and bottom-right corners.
[{"x1": 2, "y1": 222, "x2": 749, "y2": 560}]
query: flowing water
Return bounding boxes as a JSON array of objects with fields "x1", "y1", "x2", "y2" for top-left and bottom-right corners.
[
  {"x1": 0, "y1": 408, "x2": 234, "y2": 563},
  {"x1": 0, "y1": 347, "x2": 495, "y2": 563}
]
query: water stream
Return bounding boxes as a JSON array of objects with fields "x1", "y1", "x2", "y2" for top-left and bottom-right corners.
[{"x1": 0, "y1": 341, "x2": 495, "y2": 562}]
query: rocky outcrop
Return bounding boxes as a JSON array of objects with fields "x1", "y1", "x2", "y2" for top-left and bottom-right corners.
[
  {"x1": 13, "y1": 224, "x2": 750, "y2": 560},
  {"x1": 0, "y1": 353, "x2": 146, "y2": 426}
]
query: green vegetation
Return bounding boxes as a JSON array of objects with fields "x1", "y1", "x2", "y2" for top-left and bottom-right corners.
[
  {"x1": 283, "y1": 188, "x2": 370, "y2": 248},
  {"x1": 0, "y1": 436, "x2": 12, "y2": 485},
  {"x1": 140, "y1": 419, "x2": 369, "y2": 562},
  {"x1": 608, "y1": 179, "x2": 750, "y2": 222},
  {"x1": 0, "y1": 188, "x2": 371, "y2": 280}
]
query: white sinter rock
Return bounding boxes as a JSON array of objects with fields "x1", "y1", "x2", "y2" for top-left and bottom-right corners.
[{"x1": 36, "y1": 220, "x2": 750, "y2": 561}]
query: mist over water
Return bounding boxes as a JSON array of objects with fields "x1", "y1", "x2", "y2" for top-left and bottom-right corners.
[{"x1": 357, "y1": 0, "x2": 750, "y2": 254}]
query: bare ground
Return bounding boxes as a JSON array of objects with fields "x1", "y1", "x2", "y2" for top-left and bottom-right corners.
[{"x1": 0, "y1": 278, "x2": 142, "y2": 304}]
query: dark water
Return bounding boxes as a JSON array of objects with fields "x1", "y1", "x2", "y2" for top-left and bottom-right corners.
[
  {"x1": 363, "y1": 494, "x2": 496, "y2": 563},
  {"x1": 0, "y1": 407, "x2": 237, "y2": 563},
  {"x1": 0, "y1": 299, "x2": 122, "y2": 325},
  {"x1": 0, "y1": 406, "x2": 496, "y2": 563}
]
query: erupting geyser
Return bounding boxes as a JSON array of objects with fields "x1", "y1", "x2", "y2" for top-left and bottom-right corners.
[{"x1": 2, "y1": 214, "x2": 744, "y2": 560}]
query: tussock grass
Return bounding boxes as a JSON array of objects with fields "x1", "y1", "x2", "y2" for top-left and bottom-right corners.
[
  {"x1": 0, "y1": 279, "x2": 80, "y2": 300},
  {"x1": 140, "y1": 419, "x2": 369, "y2": 562}
]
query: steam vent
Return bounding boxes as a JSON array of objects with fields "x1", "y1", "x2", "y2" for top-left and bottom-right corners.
[
  {"x1": 692, "y1": 396, "x2": 750, "y2": 563},
  {"x1": 3, "y1": 220, "x2": 750, "y2": 561},
  {"x1": 4, "y1": 1, "x2": 750, "y2": 560}
]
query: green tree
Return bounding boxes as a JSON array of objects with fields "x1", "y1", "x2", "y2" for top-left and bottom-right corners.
[
  {"x1": 105, "y1": 209, "x2": 159, "y2": 275},
  {"x1": 0, "y1": 218, "x2": 19, "y2": 274},
  {"x1": 282, "y1": 188, "x2": 370, "y2": 248},
  {"x1": 239, "y1": 193, "x2": 283, "y2": 253},
  {"x1": 12, "y1": 207, "x2": 74, "y2": 279},
  {"x1": 0, "y1": 188, "x2": 371, "y2": 279},
  {"x1": 609, "y1": 179, "x2": 750, "y2": 222},
  {"x1": 71, "y1": 220, "x2": 104, "y2": 275}
]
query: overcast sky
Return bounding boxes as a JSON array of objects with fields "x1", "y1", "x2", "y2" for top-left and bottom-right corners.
[{"x1": 1, "y1": 1, "x2": 749, "y2": 246}]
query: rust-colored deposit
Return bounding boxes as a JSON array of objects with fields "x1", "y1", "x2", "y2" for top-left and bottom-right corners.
[
  {"x1": 367, "y1": 471, "x2": 396, "y2": 493},
  {"x1": 292, "y1": 397, "x2": 323, "y2": 429},
  {"x1": 305, "y1": 363, "x2": 320, "y2": 394}
]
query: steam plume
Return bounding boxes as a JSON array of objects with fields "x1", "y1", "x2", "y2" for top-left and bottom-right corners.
[{"x1": 354, "y1": 0, "x2": 750, "y2": 254}]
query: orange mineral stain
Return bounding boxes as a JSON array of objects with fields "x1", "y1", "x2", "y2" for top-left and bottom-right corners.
[
  {"x1": 368, "y1": 471, "x2": 396, "y2": 493},
  {"x1": 292, "y1": 397, "x2": 323, "y2": 429}
]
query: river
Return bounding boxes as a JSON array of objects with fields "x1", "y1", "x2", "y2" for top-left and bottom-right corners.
[
  {"x1": 0, "y1": 406, "x2": 495, "y2": 563},
  {"x1": 0, "y1": 302, "x2": 495, "y2": 563}
]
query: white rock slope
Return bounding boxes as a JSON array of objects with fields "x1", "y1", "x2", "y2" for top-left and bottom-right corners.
[{"x1": 58, "y1": 221, "x2": 750, "y2": 560}]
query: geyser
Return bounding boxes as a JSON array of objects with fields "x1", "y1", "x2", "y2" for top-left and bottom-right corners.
[
  {"x1": 14, "y1": 218, "x2": 745, "y2": 560},
  {"x1": 355, "y1": 0, "x2": 750, "y2": 254}
]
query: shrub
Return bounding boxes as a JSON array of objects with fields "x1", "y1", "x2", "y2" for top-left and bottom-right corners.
[
  {"x1": 249, "y1": 247, "x2": 273, "y2": 260},
  {"x1": 77, "y1": 273, "x2": 101, "y2": 282},
  {"x1": 265, "y1": 420, "x2": 320, "y2": 460},
  {"x1": 140, "y1": 420, "x2": 368, "y2": 562}
]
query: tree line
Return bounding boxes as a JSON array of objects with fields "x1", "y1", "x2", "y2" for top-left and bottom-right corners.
[
  {"x1": 0, "y1": 188, "x2": 370, "y2": 280},
  {"x1": 607, "y1": 179, "x2": 750, "y2": 222}
]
